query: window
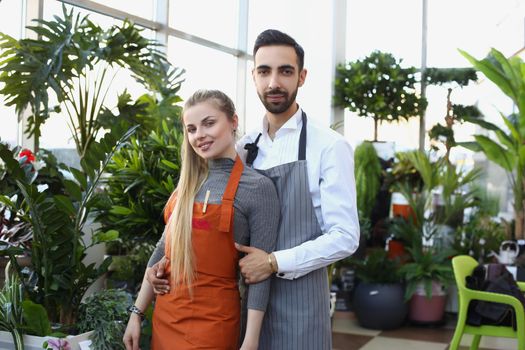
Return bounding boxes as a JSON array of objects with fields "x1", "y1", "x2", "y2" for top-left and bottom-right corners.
[
  {"x1": 247, "y1": 0, "x2": 335, "y2": 127},
  {"x1": 84, "y1": 0, "x2": 155, "y2": 20},
  {"x1": 426, "y1": 0, "x2": 523, "y2": 67},
  {"x1": 169, "y1": 0, "x2": 239, "y2": 48},
  {"x1": 346, "y1": 0, "x2": 422, "y2": 67},
  {"x1": 167, "y1": 36, "x2": 237, "y2": 104}
]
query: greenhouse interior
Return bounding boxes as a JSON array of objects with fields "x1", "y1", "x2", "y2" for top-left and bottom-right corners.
[{"x1": 1, "y1": 0, "x2": 525, "y2": 349}]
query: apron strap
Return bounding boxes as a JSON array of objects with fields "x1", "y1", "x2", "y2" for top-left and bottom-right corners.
[
  {"x1": 298, "y1": 111, "x2": 307, "y2": 161},
  {"x1": 244, "y1": 110, "x2": 308, "y2": 166},
  {"x1": 218, "y1": 155, "x2": 244, "y2": 232}
]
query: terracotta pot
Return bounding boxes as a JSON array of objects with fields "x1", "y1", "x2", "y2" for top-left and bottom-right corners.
[
  {"x1": 408, "y1": 281, "x2": 447, "y2": 323},
  {"x1": 387, "y1": 239, "x2": 406, "y2": 261},
  {"x1": 390, "y1": 192, "x2": 414, "y2": 221}
]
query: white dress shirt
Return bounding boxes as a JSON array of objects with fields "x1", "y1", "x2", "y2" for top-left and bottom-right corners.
[{"x1": 237, "y1": 108, "x2": 360, "y2": 279}]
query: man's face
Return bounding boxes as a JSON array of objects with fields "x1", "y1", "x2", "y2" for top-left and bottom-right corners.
[{"x1": 252, "y1": 45, "x2": 307, "y2": 115}]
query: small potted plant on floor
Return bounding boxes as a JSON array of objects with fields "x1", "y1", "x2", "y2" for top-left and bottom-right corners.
[
  {"x1": 350, "y1": 248, "x2": 407, "y2": 330},
  {"x1": 392, "y1": 186, "x2": 454, "y2": 324},
  {"x1": 400, "y1": 243, "x2": 453, "y2": 323}
]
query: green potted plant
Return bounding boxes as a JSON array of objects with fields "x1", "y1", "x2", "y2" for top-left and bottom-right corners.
[
  {"x1": 77, "y1": 289, "x2": 132, "y2": 350},
  {"x1": 96, "y1": 96, "x2": 183, "y2": 286},
  {"x1": 334, "y1": 51, "x2": 426, "y2": 142},
  {"x1": 350, "y1": 249, "x2": 407, "y2": 330},
  {"x1": 400, "y1": 244, "x2": 453, "y2": 323},
  {"x1": 354, "y1": 141, "x2": 382, "y2": 221},
  {"x1": 390, "y1": 150, "x2": 477, "y2": 323},
  {"x1": 390, "y1": 189, "x2": 454, "y2": 323},
  {"x1": 353, "y1": 141, "x2": 382, "y2": 253},
  {"x1": 457, "y1": 48, "x2": 525, "y2": 240},
  {"x1": 0, "y1": 126, "x2": 137, "y2": 332},
  {"x1": 0, "y1": 5, "x2": 182, "y2": 349}
]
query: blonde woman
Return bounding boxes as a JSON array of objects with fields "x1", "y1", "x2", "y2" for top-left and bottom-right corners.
[{"x1": 123, "y1": 90, "x2": 279, "y2": 350}]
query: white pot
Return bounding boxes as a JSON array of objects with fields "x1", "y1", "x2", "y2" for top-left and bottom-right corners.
[{"x1": 0, "y1": 330, "x2": 93, "y2": 350}]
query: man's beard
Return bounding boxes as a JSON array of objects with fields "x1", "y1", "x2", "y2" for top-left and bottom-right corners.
[{"x1": 258, "y1": 88, "x2": 298, "y2": 114}]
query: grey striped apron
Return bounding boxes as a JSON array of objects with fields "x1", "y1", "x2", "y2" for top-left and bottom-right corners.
[{"x1": 246, "y1": 112, "x2": 331, "y2": 350}]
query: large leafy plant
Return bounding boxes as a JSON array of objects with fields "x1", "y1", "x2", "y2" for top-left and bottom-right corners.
[
  {"x1": 390, "y1": 151, "x2": 477, "y2": 299},
  {"x1": 457, "y1": 48, "x2": 525, "y2": 240},
  {"x1": 334, "y1": 51, "x2": 426, "y2": 141},
  {"x1": 0, "y1": 5, "x2": 180, "y2": 159},
  {"x1": 393, "y1": 150, "x2": 480, "y2": 228},
  {"x1": 0, "y1": 126, "x2": 137, "y2": 326},
  {"x1": 95, "y1": 92, "x2": 183, "y2": 292}
]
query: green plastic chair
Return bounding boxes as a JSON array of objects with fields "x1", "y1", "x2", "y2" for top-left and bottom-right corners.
[{"x1": 449, "y1": 255, "x2": 525, "y2": 350}]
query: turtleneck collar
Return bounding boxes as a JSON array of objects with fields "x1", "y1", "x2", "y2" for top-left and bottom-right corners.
[{"x1": 208, "y1": 157, "x2": 235, "y2": 171}]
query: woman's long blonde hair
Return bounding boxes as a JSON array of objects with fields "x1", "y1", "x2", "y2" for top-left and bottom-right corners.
[{"x1": 165, "y1": 89, "x2": 237, "y2": 287}]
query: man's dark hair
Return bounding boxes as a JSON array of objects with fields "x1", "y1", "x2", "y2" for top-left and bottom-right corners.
[{"x1": 253, "y1": 29, "x2": 305, "y2": 70}]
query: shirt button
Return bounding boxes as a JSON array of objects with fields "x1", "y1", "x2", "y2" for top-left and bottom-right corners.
[{"x1": 278, "y1": 273, "x2": 285, "y2": 277}]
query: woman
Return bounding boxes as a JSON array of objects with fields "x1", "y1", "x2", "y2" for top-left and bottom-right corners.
[{"x1": 122, "y1": 89, "x2": 279, "y2": 350}]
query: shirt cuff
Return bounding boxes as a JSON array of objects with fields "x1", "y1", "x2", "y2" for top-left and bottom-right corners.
[{"x1": 273, "y1": 249, "x2": 296, "y2": 280}]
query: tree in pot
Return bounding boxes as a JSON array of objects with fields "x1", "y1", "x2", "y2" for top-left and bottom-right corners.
[
  {"x1": 425, "y1": 67, "x2": 480, "y2": 163},
  {"x1": 350, "y1": 249, "x2": 407, "y2": 330},
  {"x1": 334, "y1": 51, "x2": 426, "y2": 142}
]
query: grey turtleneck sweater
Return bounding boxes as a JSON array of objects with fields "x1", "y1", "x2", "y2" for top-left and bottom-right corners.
[{"x1": 148, "y1": 157, "x2": 279, "y2": 311}]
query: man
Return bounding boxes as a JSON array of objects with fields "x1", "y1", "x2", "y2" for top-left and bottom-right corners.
[{"x1": 147, "y1": 29, "x2": 359, "y2": 349}]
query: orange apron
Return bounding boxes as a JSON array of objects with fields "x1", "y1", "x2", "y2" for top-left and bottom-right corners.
[{"x1": 151, "y1": 156, "x2": 244, "y2": 350}]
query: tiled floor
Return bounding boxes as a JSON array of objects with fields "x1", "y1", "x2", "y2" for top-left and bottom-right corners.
[{"x1": 331, "y1": 311, "x2": 519, "y2": 350}]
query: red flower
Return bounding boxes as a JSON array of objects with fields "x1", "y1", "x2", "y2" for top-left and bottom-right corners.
[{"x1": 19, "y1": 149, "x2": 36, "y2": 164}]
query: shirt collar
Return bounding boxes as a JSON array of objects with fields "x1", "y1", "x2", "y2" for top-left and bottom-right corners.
[{"x1": 261, "y1": 107, "x2": 303, "y2": 137}]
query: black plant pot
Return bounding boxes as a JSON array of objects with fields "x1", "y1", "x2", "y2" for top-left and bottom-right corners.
[{"x1": 353, "y1": 282, "x2": 407, "y2": 330}]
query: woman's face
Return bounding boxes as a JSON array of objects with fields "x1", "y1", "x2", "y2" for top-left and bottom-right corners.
[{"x1": 183, "y1": 101, "x2": 238, "y2": 160}]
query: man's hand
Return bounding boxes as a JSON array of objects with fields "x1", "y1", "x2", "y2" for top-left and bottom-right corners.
[
  {"x1": 236, "y1": 243, "x2": 273, "y2": 284},
  {"x1": 146, "y1": 257, "x2": 170, "y2": 294}
]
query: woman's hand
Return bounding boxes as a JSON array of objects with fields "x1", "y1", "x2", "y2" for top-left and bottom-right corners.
[{"x1": 123, "y1": 314, "x2": 142, "y2": 350}]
